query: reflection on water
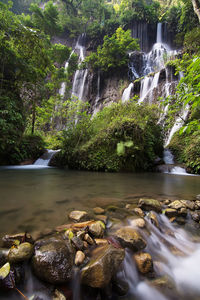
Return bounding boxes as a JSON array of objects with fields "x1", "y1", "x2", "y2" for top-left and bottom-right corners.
[{"x1": 0, "y1": 167, "x2": 199, "y2": 235}]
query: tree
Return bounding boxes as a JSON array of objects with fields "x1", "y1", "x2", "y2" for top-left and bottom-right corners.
[{"x1": 84, "y1": 27, "x2": 139, "y2": 71}]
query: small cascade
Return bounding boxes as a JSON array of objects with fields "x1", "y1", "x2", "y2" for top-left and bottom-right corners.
[
  {"x1": 34, "y1": 149, "x2": 59, "y2": 166},
  {"x1": 71, "y1": 33, "x2": 88, "y2": 101},
  {"x1": 122, "y1": 82, "x2": 134, "y2": 102},
  {"x1": 161, "y1": 148, "x2": 188, "y2": 175},
  {"x1": 122, "y1": 213, "x2": 200, "y2": 299}
]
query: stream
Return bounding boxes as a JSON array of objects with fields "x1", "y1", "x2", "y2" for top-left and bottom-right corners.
[{"x1": 0, "y1": 167, "x2": 200, "y2": 299}]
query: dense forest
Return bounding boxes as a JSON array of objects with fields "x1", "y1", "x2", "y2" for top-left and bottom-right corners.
[{"x1": 0, "y1": 0, "x2": 200, "y2": 173}]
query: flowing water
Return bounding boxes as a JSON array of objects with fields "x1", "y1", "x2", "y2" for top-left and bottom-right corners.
[
  {"x1": 71, "y1": 33, "x2": 88, "y2": 101},
  {"x1": 0, "y1": 167, "x2": 200, "y2": 299}
]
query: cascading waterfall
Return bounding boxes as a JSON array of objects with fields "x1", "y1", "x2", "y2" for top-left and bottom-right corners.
[
  {"x1": 163, "y1": 148, "x2": 187, "y2": 175},
  {"x1": 122, "y1": 82, "x2": 134, "y2": 102},
  {"x1": 71, "y1": 33, "x2": 88, "y2": 101}
]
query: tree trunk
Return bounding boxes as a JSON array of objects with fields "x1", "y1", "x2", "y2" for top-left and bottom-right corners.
[{"x1": 191, "y1": 0, "x2": 200, "y2": 23}]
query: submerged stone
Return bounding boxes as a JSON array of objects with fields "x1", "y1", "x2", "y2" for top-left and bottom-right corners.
[
  {"x1": 133, "y1": 208, "x2": 145, "y2": 218},
  {"x1": 69, "y1": 210, "x2": 88, "y2": 222},
  {"x1": 32, "y1": 235, "x2": 74, "y2": 284},
  {"x1": 128, "y1": 218, "x2": 146, "y2": 229},
  {"x1": 81, "y1": 244, "x2": 124, "y2": 288},
  {"x1": 93, "y1": 207, "x2": 105, "y2": 215},
  {"x1": 115, "y1": 227, "x2": 146, "y2": 251},
  {"x1": 138, "y1": 198, "x2": 162, "y2": 213},
  {"x1": 8, "y1": 242, "x2": 33, "y2": 263}
]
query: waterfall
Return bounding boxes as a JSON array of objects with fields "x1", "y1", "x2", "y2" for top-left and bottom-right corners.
[
  {"x1": 122, "y1": 82, "x2": 134, "y2": 102},
  {"x1": 163, "y1": 148, "x2": 188, "y2": 175},
  {"x1": 92, "y1": 70, "x2": 101, "y2": 115},
  {"x1": 59, "y1": 50, "x2": 75, "y2": 97},
  {"x1": 34, "y1": 150, "x2": 59, "y2": 166},
  {"x1": 156, "y1": 22, "x2": 162, "y2": 44},
  {"x1": 165, "y1": 104, "x2": 190, "y2": 147},
  {"x1": 71, "y1": 33, "x2": 88, "y2": 101}
]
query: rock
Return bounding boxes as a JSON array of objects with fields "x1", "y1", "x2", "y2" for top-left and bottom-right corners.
[
  {"x1": 93, "y1": 207, "x2": 105, "y2": 215},
  {"x1": 2, "y1": 233, "x2": 33, "y2": 248},
  {"x1": 88, "y1": 221, "x2": 105, "y2": 238},
  {"x1": 94, "y1": 239, "x2": 109, "y2": 246},
  {"x1": 53, "y1": 289, "x2": 66, "y2": 300},
  {"x1": 138, "y1": 199, "x2": 162, "y2": 213},
  {"x1": 181, "y1": 200, "x2": 195, "y2": 211},
  {"x1": 148, "y1": 211, "x2": 159, "y2": 228},
  {"x1": 0, "y1": 262, "x2": 15, "y2": 290},
  {"x1": 69, "y1": 210, "x2": 88, "y2": 222},
  {"x1": 196, "y1": 194, "x2": 200, "y2": 201},
  {"x1": 8, "y1": 242, "x2": 33, "y2": 263},
  {"x1": 133, "y1": 208, "x2": 145, "y2": 218},
  {"x1": 32, "y1": 235, "x2": 75, "y2": 284},
  {"x1": 190, "y1": 211, "x2": 200, "y2": 222},
  {"x1": 97, "y1": 215, "x2": 108, "y2": 224},
  {"x1": 195, "y1": 201, "x2": 200, "y2": 209},
  {"x1": 164, "y1": 208, "x2": 177, "y2": 218},
  {"x1": 163, "y1": 200, "x2": 171, "y2": 205},
  {"x1": 84, "y1": 234, "x2": 95, "y2": 245},
  {"x1": 83, "y1": 241, "x2": 88, "y2": 249},
  {"x1": 115, "y1": 227, "x2": 146, "y2": 251},
  {"x1": 71, "y1": 236, "x2": 84, "y2": 251},
  {"x1": 178, "y1": 207, "x2": 187, "y2": 217},
  {"x1": 169, "y1": 200, "x2": 185, "y2": 210},
  {"x1": 81, "y1": 244, "x2": 125, "y2": 288},
  {"x1": 125, "y1": 204, "x2": 136, "y2": 210},
  {"x1": 134, "y1": 252, "x2": 153, "y2": 274},
  {"x1": 129, "y1": 218, "x2": 146, "y2": 229},
  {"x1": 76, "y1": 231, "x2": 85, "y2": 240},
  {"x1": 75, "y1": 251, "x2": 85, "y2": 266}
]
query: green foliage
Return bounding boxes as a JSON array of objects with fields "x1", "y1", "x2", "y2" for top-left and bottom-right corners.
[
  {"x1": 183, "y1": 27, "x2": 200, "y2": 54},
  {"x1": 58, "y1": 101, "x2": 163, "y2": 172},
  {"x1": 169, "y1": 131, "x2": 200, "y2": 174},
  {"x1": 28, "y1": 1, "x2": 61, "y2": 36},
  {"x1": 84, "y1": 27, "x2": 139, "y2": 71}
]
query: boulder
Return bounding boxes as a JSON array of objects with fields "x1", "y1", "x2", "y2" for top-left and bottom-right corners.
[
  {"x1": 8, "y1": 242, "x2": 33, "y2": 263},
  {"x1": 134, "y1": 252, "x2": 153, "y2": 274},
  {"x1": 181, "y1": 200, "x2": 195, "y2": 211},
  {"x1": 32, "y1": 235, "x2": 74, "y2": 284},
  {"x1": 190, "y1": 211, "x2": 200, "y2": 222},
  {"x1": 115, "y1": 227, "x2": 146, "y2": 251},
  {"x1": 89, "y1": 221, "x2": 105, "y2": 238},
  {"x1": 168, "y1": 200, "x2": 185, "y2": 210},
  {"x1": 138, "y1": 199, "x2": 162, "y2": 213},
  {"x1": 81, "y1": 244, "x2": 125, "y2": 288},
  {"x1": 69, "y1": 210, "x2": 88, "y2": 222},
  {"x1": 84, "y1": 234, "x2": 95, "y2": 245},
  {"x1": 75, "y1": 251, "x2": 85, "y2": 266}
]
